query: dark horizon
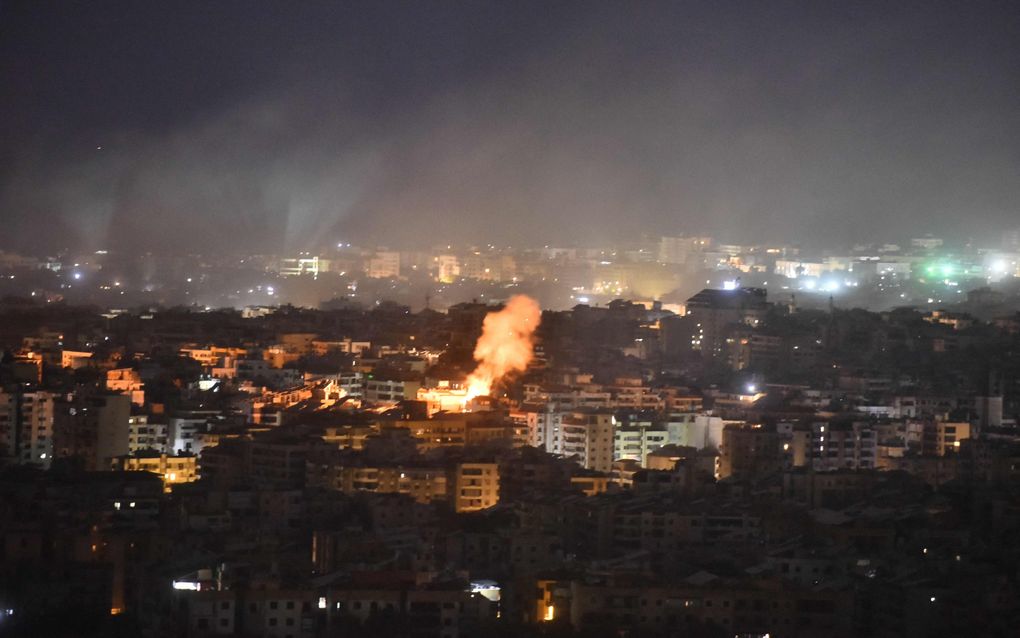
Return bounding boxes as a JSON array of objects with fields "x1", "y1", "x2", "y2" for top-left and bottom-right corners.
[{"x1": 2, "y1": 1, "x2": 1019, "y2": 255}]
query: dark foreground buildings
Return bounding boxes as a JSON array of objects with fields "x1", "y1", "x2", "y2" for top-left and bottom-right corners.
[{"x1": 3, "y1": 285, "x2": 1020, "y2": 637}]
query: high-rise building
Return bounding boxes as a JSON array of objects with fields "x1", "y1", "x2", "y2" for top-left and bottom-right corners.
[
  {"x1": 613, "y1": 423, "x2": 669, "y2": 467},
  {"x1": 435, "y1": 254, "x2": 461, "y2": 283},
  {"x1": 683, "y1": 287, "x2": 770, "y2": 360},
  {"x1": 53, "y1": 392, "x2": 131, "y2": 470},
  {"x1": 719, "y1": 423, "x2": 785, "y2": 478},
  {"x1": 128, "y1": 415, "x2": 169, "y2": 454},
  {"x1": 366, "y1": 251, "x2": 401, "y2": 278},
  {"x1": 451, "y1": 462, "x2": 500, "y2": 512},
  {"x1": 657, "y1": 235, "x2": 711, "y2": 265},
  {"x1": 975, "y1": 370, "x2": 1003, "y2": 431},
  {"x1": 516, "y1": 405, "x2": 563, "y2": 453},
  {"x1": 560, "y1": 411, "x2": 615, "y2": 472},
  {"x1": 0, "y1": 389, "x2": 55, "y2": 468},
  {"x1": 808, "y1": 421, "x2": 877, "y2": 471}
]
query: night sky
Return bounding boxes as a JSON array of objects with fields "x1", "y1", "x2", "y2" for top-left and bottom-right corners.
[{"x1": 1, "y1": 1, "x2": 1018, "y2": 254}]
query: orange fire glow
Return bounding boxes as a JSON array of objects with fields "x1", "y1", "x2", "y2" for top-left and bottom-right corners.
[{"x1": 464, "y1": 295, "x2": 541, "y2": 400}]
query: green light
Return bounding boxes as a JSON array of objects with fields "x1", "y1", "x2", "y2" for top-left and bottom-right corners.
[{"x1": 940, "y1": 264, "x2": 955, "y2": 277}]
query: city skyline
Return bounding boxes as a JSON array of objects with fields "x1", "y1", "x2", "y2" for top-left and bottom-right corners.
[{"x1": 1, "y1": 229, "x2": 1018, "y2": 314}]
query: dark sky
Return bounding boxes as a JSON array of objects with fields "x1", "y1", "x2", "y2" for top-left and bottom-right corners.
[{"x1": 1, "y1": 1, "x2": 1018, "y2": 254}]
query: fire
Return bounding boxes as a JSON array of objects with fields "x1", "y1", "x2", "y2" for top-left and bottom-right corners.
[{"x1": 464, "y1": 295, "x2": 541, "y2": 400}]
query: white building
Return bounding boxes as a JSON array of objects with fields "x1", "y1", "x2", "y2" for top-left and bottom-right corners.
[
  {"x1": 614, "y1": 424, "x2": 669, "y2": 467},
  {"x1": 169, "y1": 411, "x2": 220, "y2": 455},
  {"x1": 516, "y1": 405, "x2": 564, "y2": 453},
  {"x1": 665, "y1": 413, "x2": 726, "y2": 450},
  {"x1": 129, "y1": 415, "x2": 169, "y2": 454}
]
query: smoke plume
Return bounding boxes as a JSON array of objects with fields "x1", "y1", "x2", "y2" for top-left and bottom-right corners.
[
  {"x1": 465, "y1": 295, "x2": 541, "y2": 400},
  {"x1": 2, "y1": 3, "x2": 1018, "y2": 251}
]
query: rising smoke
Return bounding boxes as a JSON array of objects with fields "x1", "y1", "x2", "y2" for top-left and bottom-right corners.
[
  {"x1": 1, "y1": 3, "x2": 1018, "y2": 252},
  {"x1": 465, "y1": 295, "x2": 542, "y2": 400}
]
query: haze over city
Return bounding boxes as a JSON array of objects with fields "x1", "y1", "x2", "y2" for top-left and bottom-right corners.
[{"x1": 2, "y1": 1, "x2": 1018, "y2": 254}]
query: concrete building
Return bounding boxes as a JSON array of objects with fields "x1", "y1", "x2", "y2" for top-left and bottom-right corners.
[
  {"x1": 53, "y1": 392, "x2": 131, "y2": 470},
  {"x1": 614, "y1": 423, "x2": 669, "y2": 467},
  {"x1": 366, "y1": 250, "x2": 401, "y2": 278},
  {"x1": 516, "y1": 405, "x2": 563, "y2": 453},
  {"x1": 719, "y1": 423, "x2": 786, "y2": 478},
  {"x1": 128, "y1": 415, "x2": 169, "y2": 454},
  {"x1": 180, "y1": 345, "x2": 249, "y2": 367},
  {"x1": 913, "y1": 420, "x2": 971, "y2": 456},
  {"x1": 112, "y1": 453, "x2": 198, "y2": 492},
  {"x1": 452, "y1": 462, "x2": 500, "y2": 512},
  {"x1": 561, "y1": 411, "x2": 616, "y2": 472},
  {"x1": 248, "y1": 437, "x2": 313, "y2": 488},
  {"x1": 0, "y1": 390, "x2": 55, "y2": 467},
  {"x1": 278, "y1": 255, "x2": 328, "y2": 277},
  {"x1": 105, "y1": 368, "x2": 145, "y2": 405},
  {"x1": 809, "y1": 421, "x2": 877, "y2": 471},
  {"x1": 683, "y1": 287, "x2": 769, "y2": 360},
  {"x1": 657, "y1": 235, "x2": 711, "y2": 265},
  {"x1": 61, "y1": 350, "x2": 93, "y2": 369},
  {"x1": 665, "y1": 412, "x2": 726, "y2": 450},
  {"x1": 169, "y1": 411, "x2": 221, "y2": 455},
  {"x1": 363, "y1": 377, "x2": 421, "y2": 404},
  {"x1": 435, "y1": 254, "x2": 461, "y2": 282}
]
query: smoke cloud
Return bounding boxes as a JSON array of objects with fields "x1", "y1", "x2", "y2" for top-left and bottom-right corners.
[
  {"x1": 465, "y1": 295, "x2": 542, "y2": 399},
  {"x1": 1, "y1": 2, "x2": 1018, "y2": 252}
]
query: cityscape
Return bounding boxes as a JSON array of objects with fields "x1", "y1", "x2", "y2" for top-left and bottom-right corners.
[
  {"x1": 2, "y1": 2, "x2": 1020, "y2": 638},
  {"x1": 1, "y1": 231, "x2": 1019, "y2": 313}
]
